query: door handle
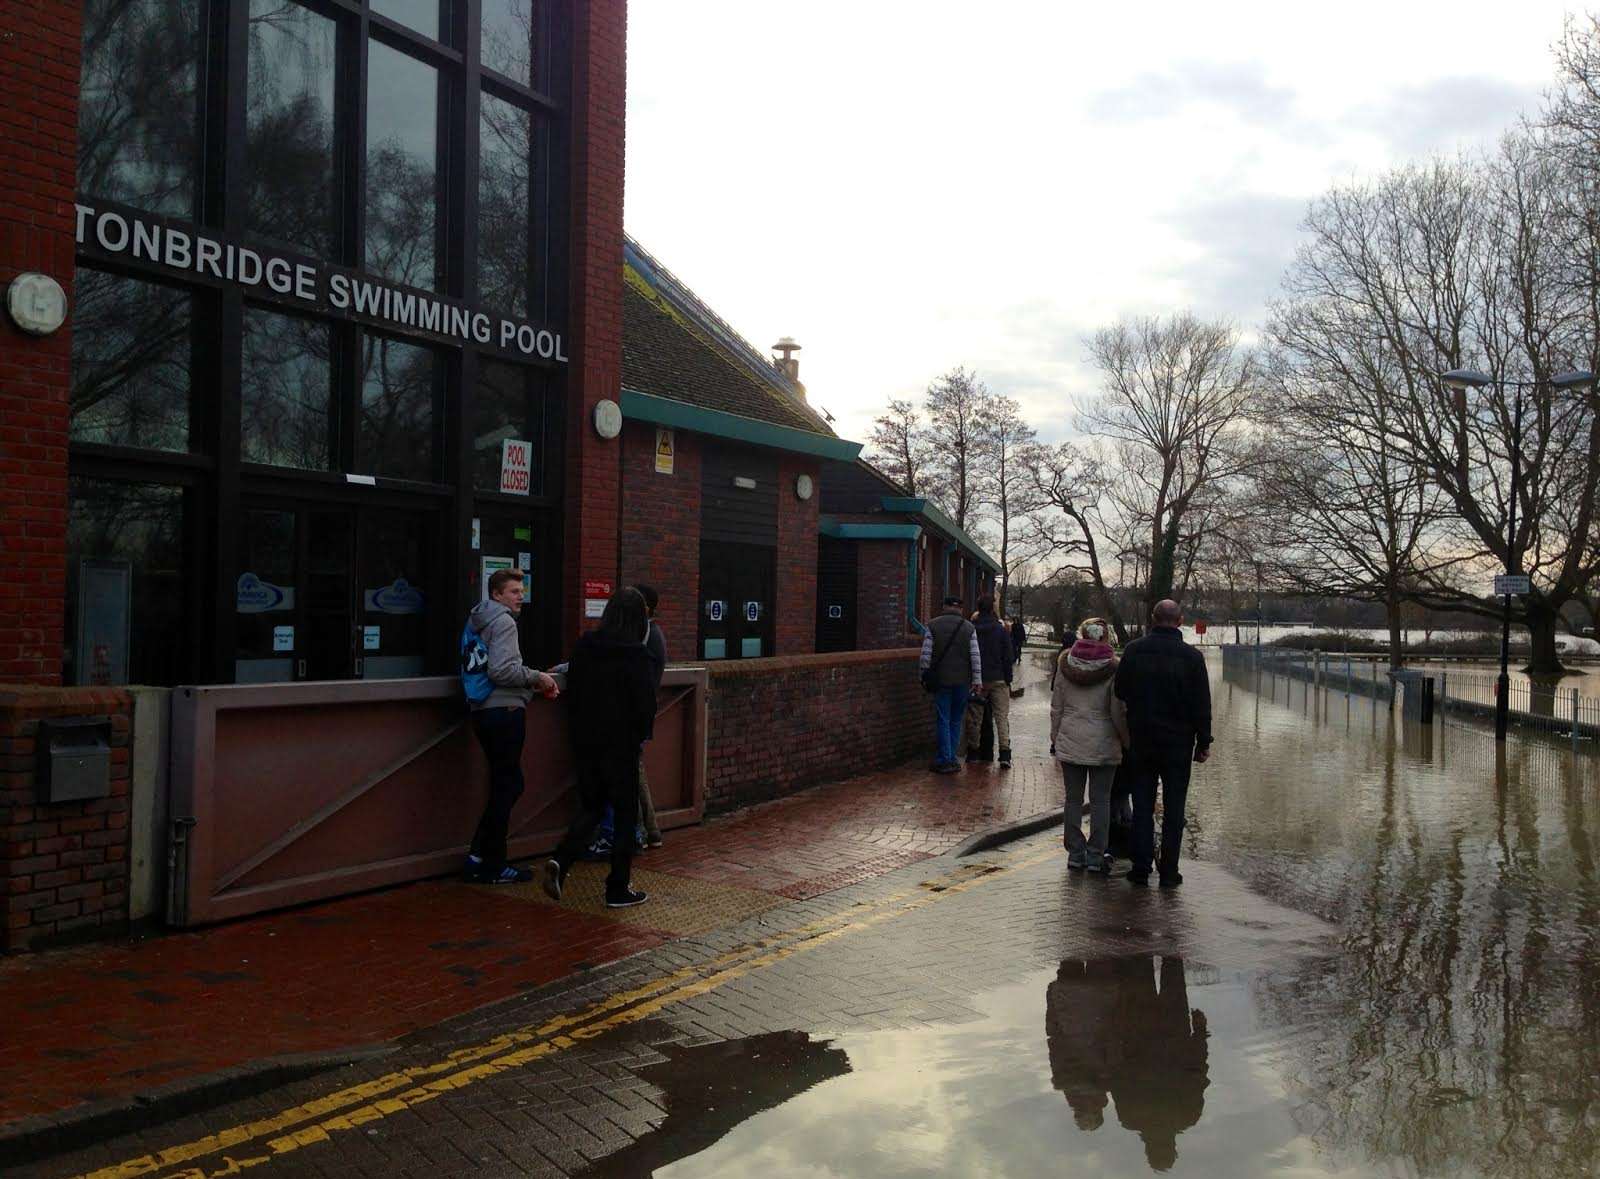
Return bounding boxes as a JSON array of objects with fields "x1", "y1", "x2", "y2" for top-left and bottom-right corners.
[
  {"x1": 296, "y1": 658, "x2": 307, "y2": 678},
  {"x1": 355, "y1": 657, "x2": 364, "y2": 677}
]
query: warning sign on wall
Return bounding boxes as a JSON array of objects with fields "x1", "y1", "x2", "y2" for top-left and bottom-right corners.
[{"x1": 655, "y1": 427, "x2": 675, "y2": 475}]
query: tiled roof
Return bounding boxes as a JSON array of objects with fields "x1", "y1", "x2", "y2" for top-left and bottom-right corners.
[{"x1": 621, "y1": 260, "x2": 836, "y2": 438}]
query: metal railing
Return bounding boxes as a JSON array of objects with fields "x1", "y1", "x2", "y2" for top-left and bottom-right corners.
[{"x1": 1220, "y1": 644, "x2": 1600, "y2": 752}]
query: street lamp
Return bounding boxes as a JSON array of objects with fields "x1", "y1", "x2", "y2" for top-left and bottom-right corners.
[{"x1": 1437, "y1": 366, "x2": 1597, "y2": 740}]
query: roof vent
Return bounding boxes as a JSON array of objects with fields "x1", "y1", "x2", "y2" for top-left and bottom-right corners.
[{"x1": 772, "y1": 337, "x2": 802, "y2": 384}]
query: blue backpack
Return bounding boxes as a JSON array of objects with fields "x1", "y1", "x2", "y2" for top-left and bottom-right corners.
[{"x1": 459, "y1": 619, "x2": 493, "y2": 704}]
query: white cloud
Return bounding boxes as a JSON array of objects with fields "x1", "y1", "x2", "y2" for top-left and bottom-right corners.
[{"x1": 625, "y1": 1, "x2": 1570, "y2": 449}]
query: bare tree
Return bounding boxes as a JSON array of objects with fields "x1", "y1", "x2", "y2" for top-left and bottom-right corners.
[
  {"x1": 1278, "y1": 134, "x2": 1600, "y2": 674},
  {"x1": 1022, "y1": 442, "x2": 1131, "y2": 643},
  {"x1": 866, "y1": 398, "x2": 930, "y2": 495},
  {"x1": 1081, "y1": 314, "x2": 1260, "y2": 619},
  {"x1": 923, "y1": 366, "x2": 992, "y2": 531},
  {"x1": 1261, "y1": 312, "x2": 1459, "y2": 667},
  {"x1": 976, "y1": 396, "x2": 1044, "y2": 609}
]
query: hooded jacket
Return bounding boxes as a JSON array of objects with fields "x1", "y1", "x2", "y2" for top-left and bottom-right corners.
[
  {"x1": 564, "y1": 630, "x2": 657, "y2": 753},
  {"x1": 467, "y1": 599, "x2": 542, "y2": 711},
  {"x1": 1050, "y1": 646, "x2": 1130, "y2": 765}
]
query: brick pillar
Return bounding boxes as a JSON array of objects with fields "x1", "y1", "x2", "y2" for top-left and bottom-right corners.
[
  {"x1": 561, "y1": 0, "x2": 628, "y2": 642},
  {"x1": 619, "y1": 421, "x2": 701, "y2": 657},
  {"x1": 775, "y1": 455, "x2": 819, "y2": 655},
  {"x1": 0, "y1": 10, "x2": 80, "y2": 686}
]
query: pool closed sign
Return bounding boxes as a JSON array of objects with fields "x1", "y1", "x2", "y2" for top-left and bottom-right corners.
[{"x1": 499, "y1": 438, "x2": 532, "y2": 496}]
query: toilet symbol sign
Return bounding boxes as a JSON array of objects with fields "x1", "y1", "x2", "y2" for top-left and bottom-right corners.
[
  {"x1": 745, "y1": 601, "x2": 761, "y2": 622},
  {"x1": 707, "y1": 600, "x2": 725, "y2": 621}
]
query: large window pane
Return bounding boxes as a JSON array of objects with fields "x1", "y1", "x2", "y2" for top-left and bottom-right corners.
[
  {"x1": 370, "y1": 0, "x2": 443, "y2": 41},
  {"x1": 242, "y1": 308, "x2": 333, "y2": 470},
  {"x1": 478, "y1": 93, "x2": 534, "y2": 317},
  {"x1": 481, "y1": 1, "x2": 535, "y2": 87},
  {"x1": 71, "y1": 270, "x2": 191, "y2": 452},
  {"x1": 472, "y1": 360, "x2": 544, "y2": 492},
  {"x1": 367, "y1": 42, "x2": 439, "y2": 289},
  {"x1": 358, "y1": 334, "x2": 437, "y2": 481},
  {"x1": 65, "y1": 479, "x2": 189, "y2": 687},
  {"x1": 245, "y1": 0, "x2": 336, "y2": 256},
  {"x1": 78, "y1": 0, "x2": 200, "y2": 216}
]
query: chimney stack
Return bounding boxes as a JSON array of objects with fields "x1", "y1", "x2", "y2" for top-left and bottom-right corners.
[{"x1": 772, "y1": 337, "x2": 802, "y2": 385}]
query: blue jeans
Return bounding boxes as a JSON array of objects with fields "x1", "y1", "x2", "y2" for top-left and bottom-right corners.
[{"x1": 933, "y1": 685, "x2": 971, "y2": 765}]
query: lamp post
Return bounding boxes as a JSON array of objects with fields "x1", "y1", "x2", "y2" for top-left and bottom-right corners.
[{"x1": 1437, "y1": 367, "x2": 1596, "y2": 740}]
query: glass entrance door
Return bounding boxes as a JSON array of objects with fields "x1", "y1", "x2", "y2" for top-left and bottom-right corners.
[{"x1": 237, "y1": 501, "x2": 434, "y2": 682}]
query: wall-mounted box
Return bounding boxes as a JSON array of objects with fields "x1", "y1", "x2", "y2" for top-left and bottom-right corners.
[{"x1": 36, "y1": 716, "x2": 112, "y2": 803}]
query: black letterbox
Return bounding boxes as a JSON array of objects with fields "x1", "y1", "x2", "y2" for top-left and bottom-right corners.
[{"x1": 36, "y1": 716, "x2": 112, "y2": 804}]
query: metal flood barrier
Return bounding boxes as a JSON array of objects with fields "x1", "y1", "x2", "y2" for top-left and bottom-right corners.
[{"x1": 167, "y1": 670, "x2": 707, "y2": 927}]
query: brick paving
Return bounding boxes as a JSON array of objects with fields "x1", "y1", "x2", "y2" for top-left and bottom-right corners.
[
  {"x1": 12, "y1": 830, "x2": 1337, "y2": 1179},
  {"x1": 0, "y1": 709, "x2": 1062, "y2": 1135}
]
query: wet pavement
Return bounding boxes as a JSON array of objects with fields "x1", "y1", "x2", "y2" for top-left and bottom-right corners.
[{"x1": 13, "y1": 654, "x2": 1600, "y2": 1177}]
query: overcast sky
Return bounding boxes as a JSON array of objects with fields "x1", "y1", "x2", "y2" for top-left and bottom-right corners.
[{"x1": 624, "y1": 1, "x2": 1579, "y2": 446}]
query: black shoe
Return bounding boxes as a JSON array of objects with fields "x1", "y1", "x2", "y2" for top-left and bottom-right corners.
[
  {"x1": 605, "y1": 885, "x2": 649, "y2": 908},
  {"x1": 461, "y1": 858, "x2": 488, "y2": 883},
  {"x1": 999, "y1": 748, "x2": 1012, "y2": 769},
  {"x1": 541, "y1": 858, "x2": 563, "y2": 902},
  {"x1": 935, "y1": 761, "x2": 961, "y2": 775},
  {"x1": 1159, "y1": 872, "x2": 1184, "y2": 889},
  {"x1": 1125, "y1": 870, "x2": 1150, "y2": 886}
]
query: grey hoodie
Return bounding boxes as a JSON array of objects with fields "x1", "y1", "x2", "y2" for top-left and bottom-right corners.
[{"x1": 467, "y1": 599, "x2": 541, "y2": 710}]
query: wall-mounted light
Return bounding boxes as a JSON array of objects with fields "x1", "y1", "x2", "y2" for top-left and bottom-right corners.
[{"x1": 732, "y1": 476, "x2": 757, "y2": 490}]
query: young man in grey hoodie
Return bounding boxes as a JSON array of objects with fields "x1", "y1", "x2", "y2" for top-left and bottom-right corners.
[{"x1": 464, "y1": 569, "x2": 558, "y2": 884}]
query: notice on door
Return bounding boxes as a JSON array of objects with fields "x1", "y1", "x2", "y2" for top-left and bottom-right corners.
[
  {"x1": 500, "y1": 438, "x2": 532, "y2": 496},
  {"x1": 273, "y1": 625, "x2": 294, "y2": 652}
]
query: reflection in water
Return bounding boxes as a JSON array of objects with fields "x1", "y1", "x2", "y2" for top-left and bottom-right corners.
[
  {"x1": 582, "y1": 1030, "x2": 850, "y2": 1178},
  {"x1": 1213, "y1": 660, "x2": 1600, "y2": 1178},
  {"x1": 1047, "y1": 956, "x2": 1209, "y2": 1171}
]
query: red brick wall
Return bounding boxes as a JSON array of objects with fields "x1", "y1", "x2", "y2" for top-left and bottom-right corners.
[
  {"x1": 2, "y1": 688, "x2": 132, "y2": 952},
  {"x1": 775, "y1": 455, "x2": 819, "y2": 655},
  {"x1": 560, "y1": 0, "x2": 628, "y2": 643},
  {"x1": 0, "y1": 8, "x2": 80, "y2": 686},
  {"x1": 856, "y1": 539, "x2": 912, "y2": 649},
  {"x1": 619, "y1": 421, "x2": 700, "y2": 659},
  {"x1": 704, "y1": 649, "x2": 923, "y2": 814}
]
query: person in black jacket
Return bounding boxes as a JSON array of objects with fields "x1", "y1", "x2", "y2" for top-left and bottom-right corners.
[
  {"x1": 1112, "y1": 600, "x2": 1213, "y2": 888},
  {"x1": 963, "y1": 595, "x2": 1016, "y2": 767},
  {"x1": 542, "y1": 587, "x2": 657, "y2": 908}
]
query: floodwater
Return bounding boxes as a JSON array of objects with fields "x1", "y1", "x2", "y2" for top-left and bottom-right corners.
[{"x1": 599, "y1": 654, "x2": 1600, "y2": 1178}]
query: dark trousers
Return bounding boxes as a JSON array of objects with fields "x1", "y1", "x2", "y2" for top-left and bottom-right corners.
[
  {"x1": 1128, "y1": 743, "x2": 1193, "y2": 878},
  {"x1": 470, "y1": 706, "x2": 527, "y2": 870},
  {"x1": 553, "y1": 746, "x2": 640, "y2": 891}
]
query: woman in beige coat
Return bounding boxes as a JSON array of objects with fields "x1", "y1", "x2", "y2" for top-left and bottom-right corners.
[{"x1": 1050, "y1": 618, "x2": 1129, "y2": 871}]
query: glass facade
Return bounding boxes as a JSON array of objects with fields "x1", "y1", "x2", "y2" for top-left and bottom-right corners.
[
  {"x1": 65, "y1": 479, "x2": 191, "y2": 687},
  {"x1": 67, "y1": 0, "x2": 568, "y2": 687},
  {"x1": 242, "y1": 308, "x2": 335, "y2": 470},
  {"x1": 78, "y1": 0, "x2": 200, "y2": 218},
  {"x1": 244, "y1": 0, "x2": 338, "y2": 257},
  {"x1": 70, "y1": 272, "x2": 192, "y2": 452},
  {"x1": 366, "y1": 41, "x2": 440, "y2": 289}
]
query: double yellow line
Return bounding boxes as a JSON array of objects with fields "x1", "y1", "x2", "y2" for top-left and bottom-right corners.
[{"x1": 78, "y1": 850, "x2": 1051, "y2": 1179}]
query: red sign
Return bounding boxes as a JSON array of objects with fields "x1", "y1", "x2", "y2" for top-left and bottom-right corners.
[
  {"x1": 583, "y1": 579, "x2": 612, "y2": 598},
  {"x1": 1195, "y1": 620, "x2": 1208, "y2": 635}
]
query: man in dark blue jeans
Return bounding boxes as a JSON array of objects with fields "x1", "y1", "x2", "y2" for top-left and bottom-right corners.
[
  {"x1": 1113, "y1": 599, "x2": 1213, "y2": 887},
  {"x1": 919, "y1": 596, "x2": 982, "y2": 773}
]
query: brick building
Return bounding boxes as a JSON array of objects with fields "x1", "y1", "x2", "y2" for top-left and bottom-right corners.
[{"x1": 0, "y1": 1, "x2": 994, "y2": 949}]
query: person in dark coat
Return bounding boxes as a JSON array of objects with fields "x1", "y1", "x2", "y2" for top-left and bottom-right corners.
[
  {"x1": 963, "y1": 595, "x2": 1016, "y2": 767},
  {"x1": 542, "y1": 588, "x2": 657, "y2": 908},
  {"x1": 1113, "y1": 599, "x2": 1213, "y2": 888},
  {"x1": 1010, "y1": 616, "x2": 1027, "y2": 661}
]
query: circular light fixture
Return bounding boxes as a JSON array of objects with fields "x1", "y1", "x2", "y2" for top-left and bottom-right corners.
[
  {"x1": 592, "y1": 398, "x2": 622, "y2": 439},
  {"x1": 6, "y1": 273, "x2": 67, "y2": 336},
  {"x1": 795, "y1": 473, "x2": 814, "y2": 501}
]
